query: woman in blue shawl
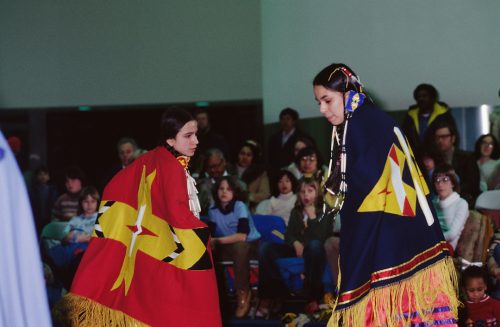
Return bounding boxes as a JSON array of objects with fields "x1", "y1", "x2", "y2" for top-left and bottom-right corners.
[{"x1": 313, "y1": 63, "x2": 459, "y2": 326}]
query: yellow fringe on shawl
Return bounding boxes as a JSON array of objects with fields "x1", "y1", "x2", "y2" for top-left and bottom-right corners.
[
  {"x1": 54, "y1": 293, "x2": 150, "y2": 327},
  {"x1": 328, "y1": 257, "x2": 459, "y2": 327}
]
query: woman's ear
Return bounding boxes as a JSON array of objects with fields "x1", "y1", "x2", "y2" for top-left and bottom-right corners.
[{"x1": 166, "y1": 139, "x2": 175, "y2": 147}]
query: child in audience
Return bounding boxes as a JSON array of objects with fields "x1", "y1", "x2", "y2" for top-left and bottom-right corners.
[
  {"x1": 207, "y1": 176, "x2": 260, "y2": 319},
  {"x1": 461, "y1": 265, "x2": 500, "y2": 326},
  {"x1": 52, "y1": 166, "x2": 85, "y2": 221},
  {"x1": 265, "y1": 169, "x2": 298, "y2": 225},
  {"x1": 48, "y1": 186, "x2": 99, "y2": 289},
  {"x1": 432, "y1": 164, "x2": 468, "y2": 251},
  {"x1": 257, "y1": 177, "x2": 333, "y2": 317}
]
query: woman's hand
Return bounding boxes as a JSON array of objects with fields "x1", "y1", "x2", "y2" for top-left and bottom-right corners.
[{"x1": 293, "y1": 241, "x2": 304, "y2": 258}]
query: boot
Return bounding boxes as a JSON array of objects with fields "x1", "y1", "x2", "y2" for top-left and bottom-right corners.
[{"x1": 235, "y1": 289, "x2": 251, "y2": 318}]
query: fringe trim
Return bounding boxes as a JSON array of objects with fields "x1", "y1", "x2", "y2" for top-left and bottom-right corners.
[
  {"x1": 328, "y1": 257, "x2": 459, "y2": 327},
  {"x1": 53, "y1": 293, "x2": 150, "y2": 327}
]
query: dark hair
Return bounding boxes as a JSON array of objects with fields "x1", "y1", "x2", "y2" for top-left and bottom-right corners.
[
  {"x1": 238, "y1": 140, "x2": 266, "y2": 185},
  {"x1": 64, "y1": 166, "x2": 85, "y2": 184},
  {"x1": 313, "y1": 63, "x2": 362, "y2": 93},
  {"x1": 276, "y1": 169, "x2": 298, "y2": 196},
  {"x1": 160, "y1": 106, "x2": 195, "y2": 142},
  {"x1": 279, "y1": 107, "x2": 299, "y2": 121},
  {"x1": 194, "y1": 108, "x2": 209, "y2": 117},
  {"x1": 116, "y1": 137, "x2": 138, "y2": 151},
  {"x1": 460, "y1": 265, "x2": 489, "y2": 289},
  {"x1": 212, "y1": 176, "x2": 246, "y2": 206},
  {"x1": 294, "y1": 146, "x2": 324, "y2": 168},
  {"x1": 432, "y1": 163, "x2": 460, "y2": 193},
  {"x1": 77, "y1": 186, "x2": 100, "y2": 215},
  {"x1": 413, "y1": 84, "x2": 438, "y2": 102},
  {"x1": 474, "y1": 133, "x2": 500, "y2": 160}
]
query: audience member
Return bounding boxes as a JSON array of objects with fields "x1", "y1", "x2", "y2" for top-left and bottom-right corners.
[
  {"x1": 29, "y1": 166, "x2": 59, "y2": 234},
  {"x1": 235, "y1": 140, "x2": 270, "y2": 212},
  {"x1": 190, "y1": 109, "x2": 229, "y2": 177},
  {"x1": 431, "y1": 164, "x2": 468, "y2": 251},
  {"x1": 487, "y1": 239, "x2": 500, "y2": 299},
  {"x1": 294, "y1": 146, "x2": 328, "y2": 182},
  {"x1": 197, "y1": 148, "x2": 241, "y2": 215},
  {"x1": 285, "y1": 136, "x2": 317, "y2": 180},
  {"x1": 267, "y1": 108, "x2": 308, "y2": 189},
  {"x1": 431, "y1": 120, "x2": 480, "y2": 206},
  {"x1": 263, "y1": 169, "x2": 298, "y2": 225},
  {"x1": 52, "y1": 166, "x2": 85, "y2": 221},
  {"x1": 207, "y1": 176, "x2": 260, "y2": 319},
  {"x1": 256, "y1": 178, "x2": 333, "y2": 317},
  {"x1": 47, "y1": 186, "x2": 99, "y2": 289},
  {"x1": 474, "y1": 133, "x2": 500, "y2": 191},
  {"x1": 101, "y1": 137, "x2": 138, "y2": 190},
  {"x1": 402, "y1": 83, "x2": 457, "y2": 155},
  {"x1": 461, "y1": 266, "x2": 500, "y2": 326}
]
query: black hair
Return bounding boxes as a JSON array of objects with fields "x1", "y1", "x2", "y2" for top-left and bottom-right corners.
[
  {"x1": 313, "y1": 63, "x2": 362, "y2": 93},
  {"x1": 276, "y1": 169, "x2": 298, "y2": 196},
  {"x1": 279, "y1": 107, "x2": 299, "y2": 121},
  {"x1": 460, "y1": 265, "x2": 489, "y2": 289},
  {"x1": 64, "y1": 166, "x2": 86, "y2": 184},
  {"x1": 238, "y1": 140, "x2": 266, "y2": 186},
  {"x1": 294, "y1": 146, "x2": 324, "y2": 168},
  {"x1": 474, "y1": 133, "x2": 500, "y2": 160},
  {"x1": 413, "y1": 84, "x2": 438, "y2": 102},
  {"x1": 160, "y1": 106, "x2": 195, "y2": 142}
]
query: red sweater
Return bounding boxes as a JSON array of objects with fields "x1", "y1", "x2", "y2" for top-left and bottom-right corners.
[{"x1": 465, "y1": 295, "x2": 500, "y2": 326}]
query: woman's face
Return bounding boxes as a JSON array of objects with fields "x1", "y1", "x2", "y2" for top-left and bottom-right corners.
[
  {"x1": 167, "y1": 120, "x2": 199, "y2": 157},
  {"x1": 217, "y1": 180, "x2": 234, "y2": 207},
  {"x1": 299, "y1": 183, "x2": 317, "y2": 207},
  {"x1": 314, "y1": 85, "x2": 345, "y2": 126},
  {"x1": 480, "y1": 136, "x2": 494, "y2": 158},
  {"x1": 278, "y1": 174, "x2": 293, "y2": 194},
  {"x1": 299, "y1": 153, "x2": 318, "y2": 175},
  {"x1": 434, "y1": 173, "x2": 454, "y2": 200},
  {"x1": 238, "y1": 146, "x2": 253, "y2": 168},
  {"x1": 82, "y1": 195, "x2": 98, "y2": 216}
]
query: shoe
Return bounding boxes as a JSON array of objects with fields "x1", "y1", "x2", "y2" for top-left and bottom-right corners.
[
  {"x1": 254, "y1": 298, "x2": 272, "y2": 319},
  {"x1": 235, "y1": 289, "x2": 251, "y2": 318}
]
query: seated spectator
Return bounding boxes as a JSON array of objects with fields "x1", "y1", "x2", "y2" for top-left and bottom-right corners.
[
  {"x1": 293, "y1": 146, "x2": 328, "y2": 183},
  {"x1": 29, "y1": 166, "x2": 59, "y2": 234},
  {"x1": 197, "y1": 148, "x2": 243, "y2": 215},
  {"x1": 207, "y1": 176, "x2": 260, "y2": 319},
  {"x1": 256, "y1": 178, "x2": 333, "y2": 317},
  {"x1": 235, "y1": 140, "x2": 270, "y2": 212},
  {"x1": 285, "y1": 136, "x2": 317, "y2": 180},
  {"x1": 263, "y1": 169, "x2": 298, "y2": 225},
  {"x1": 47, "y1": 186, "x2": 99, "y2": 289},
  {"x1": 461, "y1": 266, "x2": 500, "y2": 325},
  {"x1": 431, "y1": 120, "x2": 480, "y2": 206},
  {"x1": 475, "y1": 134, "x2": 500, "y2": 191},
  {"x1": 52, "y1": 166, "x2": 85, "y2": 221},
  {"x1": 402, "y1": 83, "x2": 457, "y2": 157},
  {"x1": 190, "y1": 109, "x2": 229, "y2": 178},
  {"x1": 432, "y1": 164, "x2": 468, "y2": 250},
  {"x1": 487, "y1": 238, "x2": 500, "y2": 300}
]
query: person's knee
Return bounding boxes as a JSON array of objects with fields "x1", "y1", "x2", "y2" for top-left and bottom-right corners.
[
  {"x1": 324, "y1": 236, "x2": 340, "y2": 255},
  {"x1": 305, "y1": 240, "x2": 324, "y2": 257}
]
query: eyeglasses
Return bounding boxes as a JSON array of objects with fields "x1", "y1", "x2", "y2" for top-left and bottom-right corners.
[
  {"x1": 434, "y1": 176, "x2": 451, "y2": 184},
  {"x1": 300, "y1": 156, "x2": 317, "y2": 162},
  {"x1": 481, "y1": 141, "x2": 494, "y2": 148},
  {"x1": 435, "y1": 134, "x2": 452, "y2": 141}
]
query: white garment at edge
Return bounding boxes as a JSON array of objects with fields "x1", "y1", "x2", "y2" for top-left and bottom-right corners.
[
  {"x1": 0, "y1": 131, "x2": 51, "y2": 327},
  {"x1": 437, "y1": 191, "x2": 469, "y2": 249}
]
